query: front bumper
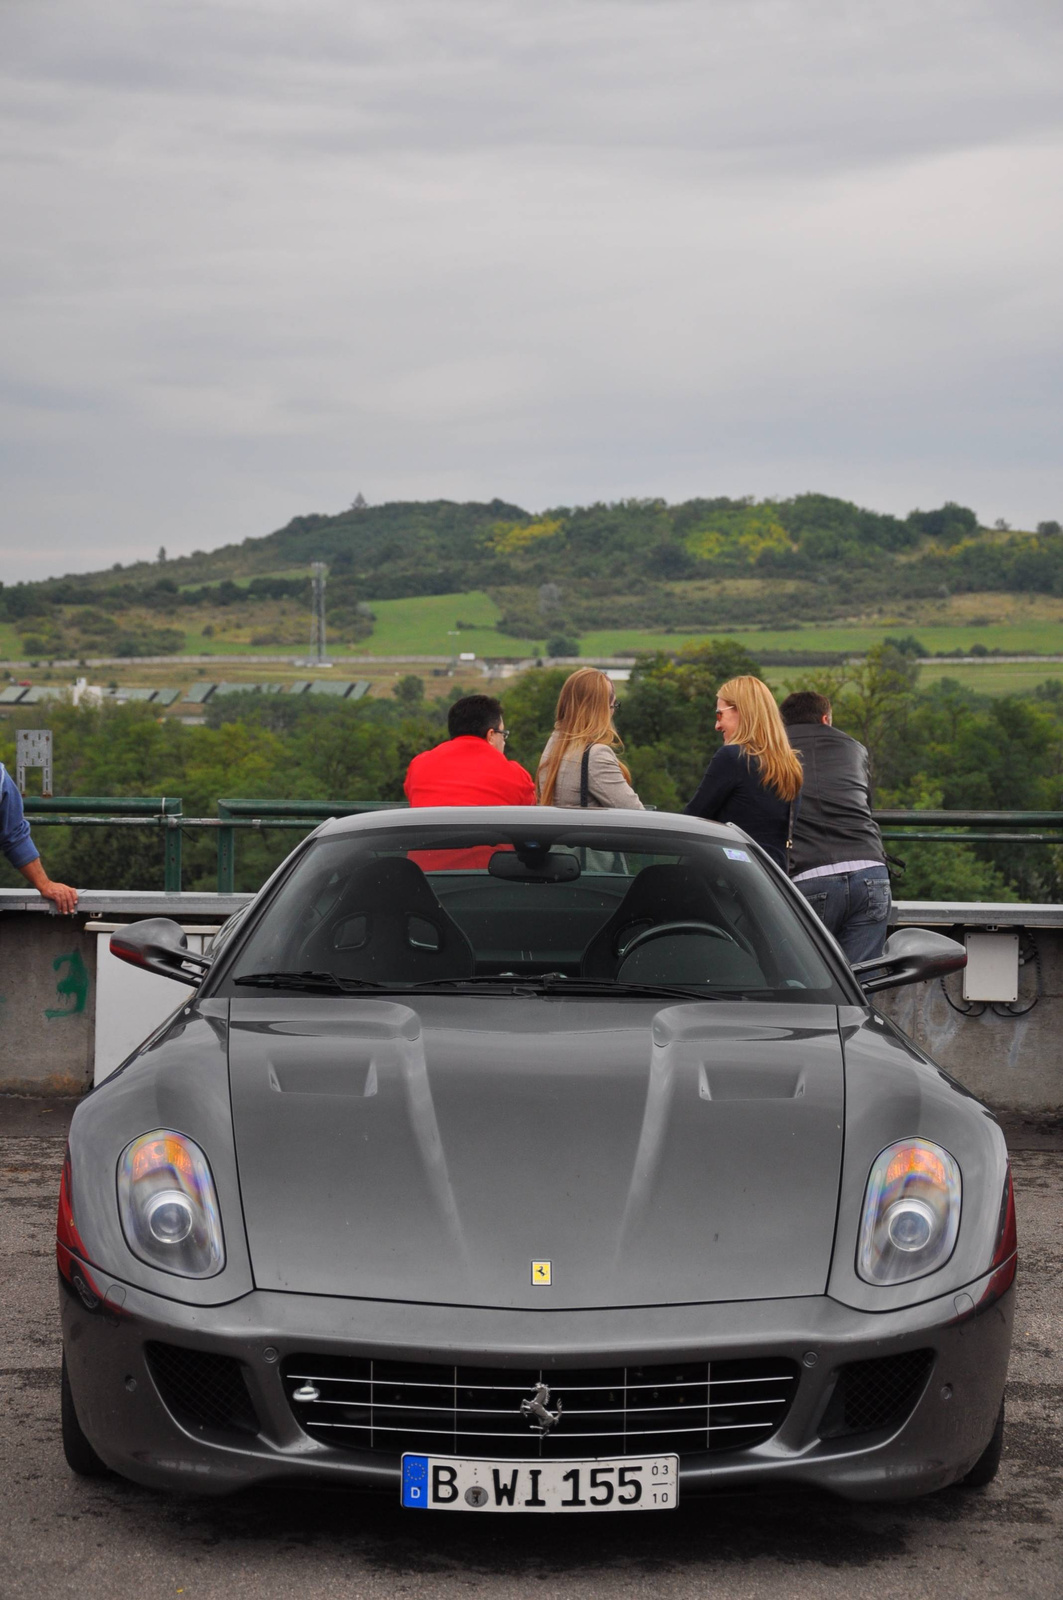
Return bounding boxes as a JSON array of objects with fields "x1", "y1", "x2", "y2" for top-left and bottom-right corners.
[{"x1": 61, "y1": 1262, "x2": 1013, "y2": 1503}]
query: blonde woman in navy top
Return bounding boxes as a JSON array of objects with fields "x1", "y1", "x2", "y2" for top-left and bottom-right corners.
[{"x1": 684, "y1": 676, "x2": 803, "y2": 869}]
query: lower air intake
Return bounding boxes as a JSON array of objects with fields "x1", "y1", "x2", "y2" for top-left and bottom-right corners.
[
  {"x1": 819, "y1": 1349, "x2": 934, "y2": 1439},
  {"x1": 146, "y1": 1342, "x2": 259, "y2": 1437},
  {"x1": 282, "y1": 1355, "x2": 798, "y2": 1460}
]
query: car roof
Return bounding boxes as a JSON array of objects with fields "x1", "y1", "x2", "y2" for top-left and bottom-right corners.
[{"x1": 315, "y1": 806, "x2": 743, "y2": 846}]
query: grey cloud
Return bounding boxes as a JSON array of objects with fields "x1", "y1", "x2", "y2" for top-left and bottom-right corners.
[{"x1": 1, "y1": 0, "x2": 1061, "y2": 579}]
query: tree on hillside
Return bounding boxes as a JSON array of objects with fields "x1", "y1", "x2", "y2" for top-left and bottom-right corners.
[
  {"x1": 907, "y1": 503, "x2": 979, "y2": 541},
  {"x1": 394, "y1": 675, "x2": 425, "y2": 707}
]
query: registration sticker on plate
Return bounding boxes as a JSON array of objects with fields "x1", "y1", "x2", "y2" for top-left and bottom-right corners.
[{"x1": 401, "y1": 1453, "x2": 678, "y2": 1512}]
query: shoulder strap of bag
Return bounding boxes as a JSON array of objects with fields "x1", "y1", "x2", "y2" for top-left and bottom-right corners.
[
  {"x1": 785, "y1": 800, "x2": 796, "y2": 874},
  {"x1": 579, "y1": 746, "x2": 591, "y2": 808}
]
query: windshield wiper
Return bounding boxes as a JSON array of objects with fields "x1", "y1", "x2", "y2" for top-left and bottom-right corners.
[
  {"x1": 233, "y1": 970, "x2": 393, "y2": 993},
  {"x1": 533, "y1": 974, "x2": 720, "y2": 1002},
  {"x1": 401, "y1": 973, "x2": 719, "y2": 1002},
  {"x1": 233, "y1": 971, "x2": 733, "y2": 1002},
  {"x1": 398, "y1": 974, "x2": 549, "y2": 993}
]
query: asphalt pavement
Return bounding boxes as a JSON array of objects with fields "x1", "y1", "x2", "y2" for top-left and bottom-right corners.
[{"x1": 1, "y1": 1098, "x2": 1060, "y2": 1600}]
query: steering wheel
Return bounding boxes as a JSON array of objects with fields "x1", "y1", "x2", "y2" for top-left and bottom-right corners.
[{"x1": 620, "y1": 920, "x2": 740, "y2": 957}]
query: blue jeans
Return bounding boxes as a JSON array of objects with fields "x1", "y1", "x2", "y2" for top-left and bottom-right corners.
[{"x1": 796, "y1": 864, "x2": 891, "y2": 964}]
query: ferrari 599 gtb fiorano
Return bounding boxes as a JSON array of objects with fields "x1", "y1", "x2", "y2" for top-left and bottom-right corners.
[{"x1": 58, "y1": 809, "x2": 1015, "y2": 1509}]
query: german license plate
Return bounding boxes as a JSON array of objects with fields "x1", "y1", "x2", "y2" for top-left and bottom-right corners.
[{"x1": 401, "y1": 1453, "x2": 678, "y2": 1512}]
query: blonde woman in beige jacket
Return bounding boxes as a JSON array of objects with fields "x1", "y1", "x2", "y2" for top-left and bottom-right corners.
[{"x1": 536, "y1": 668, "x2": 644, "y2": 810}]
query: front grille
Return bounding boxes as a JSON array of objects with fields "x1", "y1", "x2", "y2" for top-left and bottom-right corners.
[
  {"x1": 819, "y1": 1349, "x2": 934, "y2": 1439},
  {"x1": 146, "y1": 1342, "x2": 259, "y2": 1437},
  {"x1": 282, "y1": 1355, "x2": 798, "y2": 1459}
]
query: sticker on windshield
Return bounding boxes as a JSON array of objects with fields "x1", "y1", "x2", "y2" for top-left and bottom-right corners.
[{"x1": 724, "y1": 848, "x2": 750, "y2": 862}]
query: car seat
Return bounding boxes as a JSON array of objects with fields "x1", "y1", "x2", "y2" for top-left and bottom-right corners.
[{"x1": 304, "y1": 856, "x2": 476, "y2": 984}]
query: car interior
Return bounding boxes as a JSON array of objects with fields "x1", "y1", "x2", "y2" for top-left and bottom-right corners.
[{"x1": 229, "y1": 831, "x2": 837, "y2": 996}]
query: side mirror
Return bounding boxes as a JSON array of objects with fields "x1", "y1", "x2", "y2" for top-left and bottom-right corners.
[
  {"x1": 852, "y1": 928, "x2": 966, "y2": 994},
  {"x1": 110, "y1": 918, "x2": 212, "y2": 987}
]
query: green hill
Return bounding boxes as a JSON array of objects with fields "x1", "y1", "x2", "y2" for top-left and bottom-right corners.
[{"x1": 3, "y1": 494, "x2": 1062, "y2": 660}]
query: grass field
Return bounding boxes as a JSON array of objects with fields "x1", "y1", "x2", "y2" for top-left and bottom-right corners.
[
  {"x1": 913, "y1": 662, "x2": 1063, "y2": 694},
  {"x1": 356, "y1": 592, "x2": 538, "y2": 656},
  {"x1": 0, "y1": 624, "x2": 25, "y2": 660},
  {"x1": 578, "y1": 620, "x2": 1063, "y2": 657},
  {"x1": 170, "y1": 591, "x2": 535, "y2": 657},
  {"x1": 342, "y1": 594, "x2": 1063, "y2": 660},
  {"x1": 178, "y1": 632, "x2": 308, "y2": 655},
  {"x1": 757, "y1": 661, "x2": 1063, "y2": 697},
  {"x1": 2, "y1": 590, "x2": 1061, "y2": 686}
]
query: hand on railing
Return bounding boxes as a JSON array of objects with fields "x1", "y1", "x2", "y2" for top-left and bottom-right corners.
[{"x1": 18, "y1": 857, "x2": 78, "y2": 913}]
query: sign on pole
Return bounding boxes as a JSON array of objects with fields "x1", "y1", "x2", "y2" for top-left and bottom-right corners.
[{"x1": 16, "y1": 730, "x2": 53, "y2": 797}]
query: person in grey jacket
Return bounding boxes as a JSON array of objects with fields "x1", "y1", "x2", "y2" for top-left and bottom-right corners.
[
  {"x1": 779, "y1": 691, "x2": 889, "y2": 962},
  {"x1": 537, "y1": 668, "x2": 644, "y2": 809}
]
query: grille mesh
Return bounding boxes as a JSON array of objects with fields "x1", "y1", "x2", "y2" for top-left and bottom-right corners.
[
  {"x1": 282, "y1": 1355, "x2": 798, "y2": 1460},
  {"x1": 819, "y1": 1349, "x2": 934, "y2": 1439},
  {"x1": 146, "y1": 1342, "x2": 259, "y2": 1437}
]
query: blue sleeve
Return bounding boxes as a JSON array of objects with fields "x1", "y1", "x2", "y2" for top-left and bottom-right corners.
[
  {"x1": 684, "y1": 745, "x2": 740, "y2": 819},
  {"x1": 0, "y1": 767, "x2": 39, "y2": 869}
]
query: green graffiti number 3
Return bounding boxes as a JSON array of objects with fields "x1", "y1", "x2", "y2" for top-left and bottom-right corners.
[{"x1": 46, "y1": 950, "x2": 89, "y2": 1020}]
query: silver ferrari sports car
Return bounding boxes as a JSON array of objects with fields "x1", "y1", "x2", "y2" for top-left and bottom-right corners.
[{"x1": 59, "y1": 808, "x2": 1015, "y2": 1510}]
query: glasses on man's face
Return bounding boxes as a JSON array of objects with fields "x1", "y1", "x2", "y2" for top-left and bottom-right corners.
[{"x1": 495, "y1": 726, "x2": 510, "y2": 742}]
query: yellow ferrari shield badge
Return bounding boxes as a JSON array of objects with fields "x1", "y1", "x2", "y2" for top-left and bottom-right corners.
[{"x1": 531, "y1": 1260, "x2": 552, "y2": 1286}]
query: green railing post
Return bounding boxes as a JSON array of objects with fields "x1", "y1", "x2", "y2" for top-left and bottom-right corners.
[
  {"x1": 162, "y1": 797, "x2": 183, "y2": 892},
  {"x1": 217, "y1": 801, "x2": 235, "y2": 895}
]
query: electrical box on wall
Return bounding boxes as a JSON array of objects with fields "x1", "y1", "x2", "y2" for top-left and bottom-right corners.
[{"x1": 963, "y1": 931, "x2": 1020, "y2": 1002}]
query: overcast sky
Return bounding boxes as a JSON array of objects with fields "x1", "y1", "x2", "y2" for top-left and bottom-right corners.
[{"x1": 2, "y1": 0, "x2": 1061, "y2": 581}]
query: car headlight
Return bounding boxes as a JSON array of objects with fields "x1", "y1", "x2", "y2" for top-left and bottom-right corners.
[
  {"x1": 117, "y1": 1131, "x2": 225, "y2": 1278},
  {"x1": 857, "y1": 1140, "x2": 961, "y2": 1285}
]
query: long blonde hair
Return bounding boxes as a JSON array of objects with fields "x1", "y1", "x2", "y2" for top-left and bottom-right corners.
[
  {"x1": 717, "y1": 676, "x2": 803, "y2": 803},
  {"x1": 536, "y1": 667, "x2": 631, "y2": 805}
]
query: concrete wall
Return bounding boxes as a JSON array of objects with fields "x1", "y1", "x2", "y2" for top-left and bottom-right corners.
[
  {"x1": 0, "y1": 892, "x2": 246, "y2": 1097},
  {"x1": 1, "y1": 891, "x2": 1061, "y2": 1112},
  {"x1": 0, "y1": 906, "x2": 98, "y2": 1095},
  {"x1": 878, "y1": 901, "x2": 1063, "y2": 1114}
]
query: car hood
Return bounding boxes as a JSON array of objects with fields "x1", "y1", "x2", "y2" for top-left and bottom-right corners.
[{"x1": 228, "y1": 997, "x2": 845, "y2": 1309}]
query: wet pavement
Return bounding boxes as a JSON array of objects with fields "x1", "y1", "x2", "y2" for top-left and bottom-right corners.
[{"x1": 1, "y1": 1099, "x2": 1060, "y2": 1600}]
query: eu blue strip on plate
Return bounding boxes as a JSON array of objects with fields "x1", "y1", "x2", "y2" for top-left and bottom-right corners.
[{"x1": 402, "y1": 1454, "x2": 429, "y2": 1507}]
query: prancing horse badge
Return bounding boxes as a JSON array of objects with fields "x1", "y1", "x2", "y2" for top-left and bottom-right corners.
[{"x1": 531, "y1": 1260, "x2": 552, "y2": 1286}]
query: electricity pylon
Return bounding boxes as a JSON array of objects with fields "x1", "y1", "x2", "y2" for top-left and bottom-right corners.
[{"x1": 310, "y1": 562, "x2": 328, "y2": 662}]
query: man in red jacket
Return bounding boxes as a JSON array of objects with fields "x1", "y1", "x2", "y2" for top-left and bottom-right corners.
[{"x1": 404, "y1": 694, "x2": 536, "y2": 807}]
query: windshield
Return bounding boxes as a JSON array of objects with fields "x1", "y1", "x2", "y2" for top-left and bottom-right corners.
[{"x1": 217, "y1": 823, "x2": 846, "y2": 1002}]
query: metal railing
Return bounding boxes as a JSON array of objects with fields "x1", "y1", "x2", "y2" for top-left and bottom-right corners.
[
  {"x1": 213, "y1": 799, "x2": 405, "y2": 893},
  {"x1": 24, "y1": 796, "x2": 185, "y2": 892},
  {"x1": 876, "y1": 811, "x2": 1063, "y2": 842},
  {"x1": 18, "y1": 799, "x2": 1063, "y2": 896}
]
